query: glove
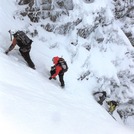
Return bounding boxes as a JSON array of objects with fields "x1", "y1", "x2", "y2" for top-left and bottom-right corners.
[
  {"x1": 5, "y1": 50, "x2": 9, "y2": 55},
  {"x1": 49, "y1": 77, "x2": 52, "y2": 80}
]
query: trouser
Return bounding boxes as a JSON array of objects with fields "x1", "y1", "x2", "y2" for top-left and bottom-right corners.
[
  {"x1": 98, "y1": 95, "x2": 106, "y2": 105},
  {"x1": 19, "y1": 49, "x2": 35, "y2": 69},
  {"x1": 50, "y1": 69, "x2": 65, "y2": 86}
]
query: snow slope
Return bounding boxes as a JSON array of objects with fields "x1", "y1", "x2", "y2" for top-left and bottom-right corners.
[{"x1": 0, "y1": 0, "x2": 134, "y2": 134}]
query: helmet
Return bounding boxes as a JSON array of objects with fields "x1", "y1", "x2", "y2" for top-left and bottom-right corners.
[{"x1": 52, "y1": 56, "x2": 59, "y2": 64}]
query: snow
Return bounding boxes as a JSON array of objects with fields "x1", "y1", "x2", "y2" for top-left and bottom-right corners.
[{"x1": 0, "y1": 0, "x2": 134, "y2": 134}]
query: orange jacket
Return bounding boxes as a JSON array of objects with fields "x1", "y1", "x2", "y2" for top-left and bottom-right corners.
[{"x1": 51, "y1": 57, "x2": 62, "y2": 78}]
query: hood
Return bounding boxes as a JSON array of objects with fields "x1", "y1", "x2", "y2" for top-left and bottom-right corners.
[{"x1": 52, "y1": 56, "x2": 59, "y2": 64}]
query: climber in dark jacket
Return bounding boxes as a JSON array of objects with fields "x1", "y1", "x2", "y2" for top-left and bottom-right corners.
[{"x1": 5, "y1": 30, "x2": 35, "y2": 69}]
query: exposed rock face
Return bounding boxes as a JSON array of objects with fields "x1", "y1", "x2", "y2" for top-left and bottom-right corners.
[
  {"x1": 83, "y1": 0, "x2": 95, "y2": 4},
  {"x1": 17, "y1": 0, "x2": 74, "y2": 22},
  {"x1": 18, "y1": 0, "x2": 32, "y2": 5}
]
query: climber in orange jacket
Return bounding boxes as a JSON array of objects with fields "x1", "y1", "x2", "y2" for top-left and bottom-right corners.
[{"x1": 49, "y1": 56, "x2": 68, "y2": 87}]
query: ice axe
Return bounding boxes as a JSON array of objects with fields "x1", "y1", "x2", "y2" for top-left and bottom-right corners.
[{"x1": 8, "y1": 30, "x2": 12, "y2": 41}]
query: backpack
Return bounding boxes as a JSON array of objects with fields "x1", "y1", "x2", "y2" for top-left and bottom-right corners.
[
  {"x1": 14, "y1": 31, "x2": 32, "y2": 46},
  {"x1": 111, "y1": 101, "x2": 118, "y2": 106},
  {"x1": 58, "y1": 58, "x2": 68, "y2": 72}
]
